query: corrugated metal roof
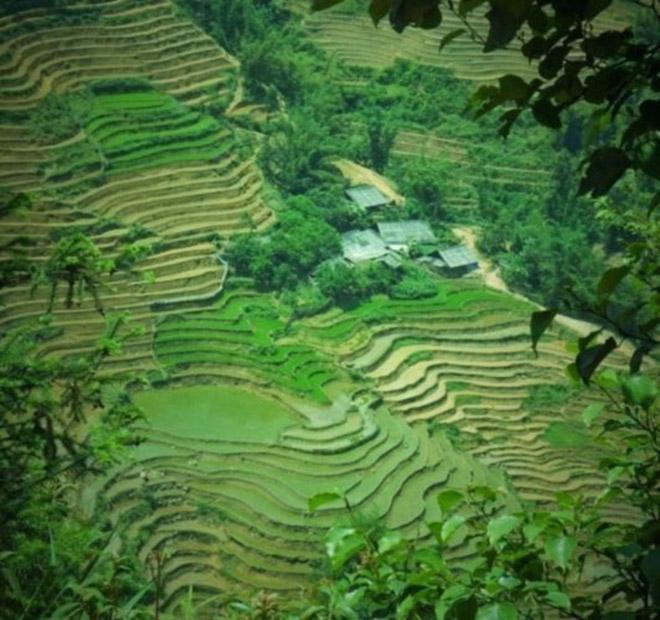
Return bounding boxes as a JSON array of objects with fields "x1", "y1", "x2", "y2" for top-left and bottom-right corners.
[
  {"x1": 377, "y1": 220, "x2": 437, "y2": 245},
  {"x1": 341, "y1": 229, "x2": 389, "y2": 263},
  {"x1": 345, "y1": 185, "x2": 390, "y2": 209},
  {"x1": 438, "y1": 245, "x2": 478, "y2": 269}
]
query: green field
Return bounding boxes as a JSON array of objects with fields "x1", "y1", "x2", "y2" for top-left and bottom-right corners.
[{"x1": 134, "y1": 384, "x2": 298, "y2": 442}]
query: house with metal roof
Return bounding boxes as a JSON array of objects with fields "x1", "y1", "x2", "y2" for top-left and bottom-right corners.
[
  {"x1": 377, "y1": 220, "x2": 437, "y2": 251},
  {"x1": 438, "y1": 245, "x2": 479, "y2": 274},
  {"x1": 341, "y1": 229, "x2": 389, "y2": 264},
  {"x1": 345, "y1": 185, "x2": 392, "y2": 210}
]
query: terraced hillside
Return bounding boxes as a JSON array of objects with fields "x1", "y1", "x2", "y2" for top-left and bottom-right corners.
[
  {"x1": 0, "y1": 0, "x2": 272, "y2": 369},
  {"x1": 297, "y1": 2, "x2": 634, "y2": 80},
  {"x1": 84, "y1": 289, "x2": 508, "y2": 605},
  {"x1": 298, "y1": 284, "x2": 631, "y2": 518},
  {"x1": 1, "y1": 0, "x2": 638, "y2": 612},
  {"x1": 81, "y1": 279, "x2": 631, "y2": 607}
]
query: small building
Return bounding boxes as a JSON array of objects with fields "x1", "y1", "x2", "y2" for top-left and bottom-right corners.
[
  {"x1": 376, "y1": 253, "x2": 403, "y2": 270},
  {"x1": 377, "y1": 220, "x2": 437, "y2": 252},
  {"x1": 438, "y1": 245, "x2": 479, "y2": 275},
  {"x1": 341, "y1": 229, "x2": 389, "y2": 264},
  {"x1": 345, "y1": 185, "x2": 392, "y2": 211}
]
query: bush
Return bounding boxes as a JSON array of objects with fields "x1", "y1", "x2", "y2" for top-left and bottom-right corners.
[{"x1": 388, "y1": 265, "x2": 437, "y2": 299}]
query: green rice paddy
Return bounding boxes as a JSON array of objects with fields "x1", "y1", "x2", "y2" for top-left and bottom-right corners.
[{"x1": 134, "y1": 384, "x2": 297, "y2": 443}]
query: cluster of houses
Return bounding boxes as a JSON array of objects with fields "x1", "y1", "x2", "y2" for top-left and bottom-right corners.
[{"x1": 338, "y1": 185, "x2": 479, "y2": 276}]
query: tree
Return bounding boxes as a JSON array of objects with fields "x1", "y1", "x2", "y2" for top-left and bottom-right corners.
[
  {"x1": 367, "y1": 107, "x2": 396, "y2": 172},
  {"x1": 33, "y1": 231, "x2": 114, "y2": 314}
]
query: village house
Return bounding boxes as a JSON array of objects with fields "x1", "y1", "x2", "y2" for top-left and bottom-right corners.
[
  {"x1": 437, "y1": 245, "x2": 479, "y2": 275},
  {"x1": 377, "y1": 220, "x2": 437, "y2": 253},
  {"x1": 345, "y1": 185, "x2": 392, "y2": 211}
]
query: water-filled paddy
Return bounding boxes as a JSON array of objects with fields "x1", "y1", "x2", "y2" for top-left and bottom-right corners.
[{"x1": 134, "y1": 384, "x2": 297, "y2": 442}]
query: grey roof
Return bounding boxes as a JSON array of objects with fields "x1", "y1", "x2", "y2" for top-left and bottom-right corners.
[
  {"x1": 377, "y1": 253, "x2": 403, "y2": 269},
  {"x1": 345, "y1": 185, "x2": 391, "y2": 209},
  {"x1": 341, "y1": 229, "x2": 389, "y2": 263},
  {"x1": 377, "y1": 220, "x2": 437, "y2": 245},
  {"x1": 438, "y1": 245, "x2": 478, "y2": 269}
]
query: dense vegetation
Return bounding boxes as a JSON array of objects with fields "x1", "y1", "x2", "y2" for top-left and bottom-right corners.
[
  {"x1": 178, "y1": 0, "x2": 655, "y2": 315},
  {"x1": 0, "y1": 0, "x2": 657, "y2": 618}
]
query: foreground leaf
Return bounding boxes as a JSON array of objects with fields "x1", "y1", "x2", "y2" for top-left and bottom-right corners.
[
  {"x1": 579, "y1": 147, "x2": 630, "y2": 196},
  {"x1": 436, "y1": 489, "x2": 464, "y2": 516},
  {"x1": 441, "y1": 515, "x2": 467, "y2": 543},
  {"x1": 487, "y1": 515, "x2": 521, "y2": 545},
  {"x1": 545, "y1": 535, "x2": 576, "y2": 570},
  {"x1": 530, "y1": 308, "x2": 557, "y2": 355},
  {"x1": 325, "y1": 526, "x2": 366, "y2": 570},
  {"x1": 582, "y1": 403, "x2": 604, "y2": 427},
  {"x1": 576, "y1": 337, "x2": 617, "y2": 384},
  {"x1": 476, "y1": 602, "x2": 518, "y2": 620},
  {"x1": 308, "y1": 491, "x2": 342, "y2": 513}
]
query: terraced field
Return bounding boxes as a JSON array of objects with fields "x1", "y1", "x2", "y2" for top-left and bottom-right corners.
[
  {"x1": 75, "y1": 277, "x2": 629, "y2": 606},
  {"x1": 0, "y1": 0, "x2": 238, "y2": 110},
  {"x1": 82, "y1": 290, "x2": 509, "y2": 605},
  {"x1": 1, "y1": 0, "x2": 636, "y2": 611},
  {"x1": 0, "y1": 0, "x2": 272, "y2": 369},
  {"x1": 297, "y1": 2, "x2": 635, "y2": 80}
]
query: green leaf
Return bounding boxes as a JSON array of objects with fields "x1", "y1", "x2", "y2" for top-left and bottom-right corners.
[
  {"x1": 458, "y1": 0, "x2": 487, "y2": 17},
  {"x1": 499, "y1": 74, "x2": 529, "y2": 103},
  {"x1": 325, "y1": 526, "x2": 366, "y2": 570},
  {"x1": 576, "y1": 337, "x2": 617, "y2": 384},
  {"x1": 441, "y1": 515, "x2": 466, "y2": 543},
  {"x1": 436, "y1": 489, "x2": 464, "y2": 516},
  {"x1": 597, "y1": 265, "x2": 630, "y2": 302},
  {"x1": 378, "y1": 531, "x2": 405, "y2": 554},
  {"x1": 311, "y1": 0, "x2": 345, "y2": 11},
  {"x1": 621, "y1": 374, "x2": 657, "y2": 410},
  {"x1": 476, "y1": 602, "x2": 518, "y2": 620},
  {"x1": 544, "y1": 535, "x2": 576, "y2": 570},
  {"x1": 439, "y1": 28, "x2": 466, "y2": 52},
  {"x1": 484, "y1": 7, "x2": 525, "y2": 52},
  {"x1": 523, "y1": 522, "x2": 544, "y2": 543},
  {"x1": 436, "y1": 585, "x2": 475, "y2": 619},
  {"x1": 369, "y1": 0, "x2": 391, "y2": 25},
  {"x1": 530, "y1": 308, "x2": 557, "y2": 355},
  {"x1": 308, "y1": 491, "x2": 342, "y2": 513},
  {"x1": 396, "y1": 595, "x2": 415, "y2": 620},
  {"x1": 579, "y1": 147, "x2": 630, "y2": 196},
  {"x1": 582, "y1": 403, "x2": 603, "y2": 427},
  {"x1": 532, "y1": 99, "x2": 561, "y2": 129},
  {"x1": 487, "y1": 515, "x2": 521, "y2": 545},
  {"x1": 545, "y1": 591, "x2": 571, "y2": 610}
]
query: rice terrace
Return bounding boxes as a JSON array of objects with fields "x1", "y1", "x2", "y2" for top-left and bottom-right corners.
[{"x1": 0, "y1": 0, "x2": 657, "y2": 618}]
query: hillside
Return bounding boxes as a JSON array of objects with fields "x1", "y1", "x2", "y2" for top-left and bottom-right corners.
[
  {"x1": 0, "y1": 0, "x2": 273, "y2": 374},
  {"x1": 0, "y1": 0, "x2": 652, "y2": 616}
]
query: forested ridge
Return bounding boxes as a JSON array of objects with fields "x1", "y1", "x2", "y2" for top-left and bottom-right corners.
[{"x1": 0, "y1": 0, "x2": 657, "y2": 618}]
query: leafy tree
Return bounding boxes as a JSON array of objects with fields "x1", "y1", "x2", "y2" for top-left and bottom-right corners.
[
  {"x1": 0, "y1": 315, "x2": 148, "y2": 617},
  {"x1": 33, "y1": 231, "x2": 114, "y2": 314},
  {"x1": 367, "y1": 107, "x2": 396, "y2": 172},
  {"x1": 260, "y1": 113, "x2": 334, "y2": 194}
]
